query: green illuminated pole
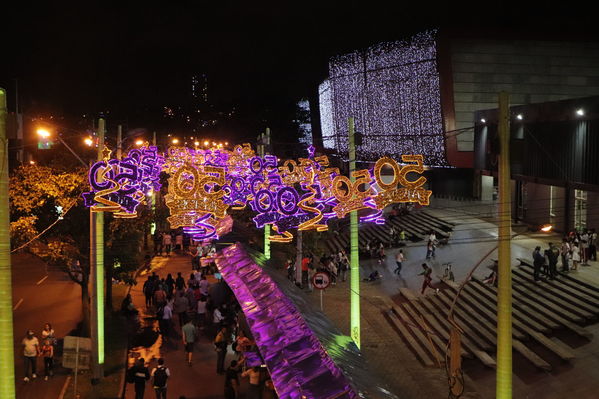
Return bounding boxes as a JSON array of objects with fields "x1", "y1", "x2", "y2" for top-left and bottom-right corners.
[
  {"x1": 90, "y1": 118, "x2": 105, "y2": 381},
  {"x1": 0, "y1": 88, "x2": 16, "y2": 398},
  {"x1": 496, "y1": 92, "x2": 512, "y2": 398},
  {"x1": 348, "y1": 117, "x2": 360, "y2": 348},
  {"x1": 260, "y1": 129, "x2": 271, "y2": 259}
]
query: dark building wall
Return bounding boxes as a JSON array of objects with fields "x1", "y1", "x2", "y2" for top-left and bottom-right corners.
[{"x1": 448, "y1": 38, "x2": 599, "y2": 154}]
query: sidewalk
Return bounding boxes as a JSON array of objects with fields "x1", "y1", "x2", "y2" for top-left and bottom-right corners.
[{"x1": 124, "y1": 254, "x2": 237, "y2": 399}]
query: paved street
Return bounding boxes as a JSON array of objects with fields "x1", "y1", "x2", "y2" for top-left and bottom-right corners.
[
  {"x1": 11, "y1": 253, "x2": 81, "y2": 399},
  {"x1": 124, "y1": 254, "x2": 247, "y2": 399}
]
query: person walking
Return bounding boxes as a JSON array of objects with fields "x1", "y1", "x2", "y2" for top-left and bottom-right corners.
[
  {"x1": 22, "y1": 329, "x2": 39, "y2": 382},
  {"x1": 561, "y1": 238, "x2": 571, "y2": 272},
  {"x1": 419, "y1": 263, "x2": 437, "y2": 294},
  {"x1": 151, "y1": 358, "x2": 170, "y2": 399},
  {"x1": 41, "y1": 337, "x2": 54, "y2": 380},
  {"x1": 546, "y1": 243, "x2": 560, "y2": 280},
  {"x1": 143, "y1": 277, "x2": 155, "y2": 308},
  {"x1": 224, "y1": 360, "x2": 241, "y2": 399},
  {"x1": 153, "y1": 284, "x2": 167, "y2": 310},
  {"x1": 571, "y1": 242, "x2": 581, "y2": 271},
  {"x1": 174, "y1": 290, "x2": 190, "y2": 328},
  {"x1": 532, "y1": 246, "x2": 545, "y2": 281},
  {"x1": 175, "y1": 272, "x2": 186, "y2": 291},
  {"x1": 425, "y1": 240, "x2": 434, "y2": 260},
  {"x1": 41, "y1": 323, "x2": 55, "y2": 344},
  {"x1": 394, "y1": 250, "x2": 405, "y2": 275},
  {"x1": 163, "y1": 232, "x2": 172, "y2": 256},
  {"x1": 590, "y1": 228, "x2": 597, "y2": 261},
  {"x1": 196, "y1": 295, "x2": 208, "y2": 331},
  {"x1": 128, "y1": 358, "x2": 150, "y2": 399},
  {"x1": 182, "y1": 316, "x2": 198, "y2": 366},
  {"x1": 242, "y1": 366, "x2": 262, "y2": 399},
  {"x1": 377, "y1": 242, "x2": 385, "y2": 264},
  {"x1": 158, "y1": 301, "x2": 173, "y2": 343},
  {"x1": 214, "y1": 326, "x2": 230, "y2": 374},
  {"x1": 153, "y1": 231, "x2": 163, "y2": 256}
]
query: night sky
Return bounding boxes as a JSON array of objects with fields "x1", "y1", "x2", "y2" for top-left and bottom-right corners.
[{"x1": 1, "y1": 2, "x2": 596, "y2": 141}]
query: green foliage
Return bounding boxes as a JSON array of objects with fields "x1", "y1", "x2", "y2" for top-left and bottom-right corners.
[
  {"x1": 10, "y1": 215, "x2": 38, "y2": 247},
  {"x1": 9, "y1": 165, "x2": 86, "y2": 215}
]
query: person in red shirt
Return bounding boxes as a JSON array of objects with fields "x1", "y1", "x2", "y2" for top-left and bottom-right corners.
[{"x1": 301, "y1": 257, "x2": 310, "y2": 289}]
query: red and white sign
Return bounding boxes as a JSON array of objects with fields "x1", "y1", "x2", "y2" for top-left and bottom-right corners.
[{"x1": 312, "y1": 271, "x2": 331, "y2": 290}]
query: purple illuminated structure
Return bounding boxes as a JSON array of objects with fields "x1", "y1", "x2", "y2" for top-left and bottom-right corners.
[
  {"x1": 215, "y1": 244, "x2": 357, "y2": 399},
  {"x1": 82, "y1": 146, "x2": 164, "y2": 217},
  {"x1": 319, "y1": 30, "x2": 447, "y2": 166}
]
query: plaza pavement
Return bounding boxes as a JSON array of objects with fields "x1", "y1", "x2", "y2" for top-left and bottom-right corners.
[{"x1": 293, "y1": 202, "x2": 599, "y2": 399}]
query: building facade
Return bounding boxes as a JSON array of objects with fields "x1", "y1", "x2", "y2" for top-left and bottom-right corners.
[
  {"x1": 474, "y1": 96, "x2": 599, "y2": 232},
  {"x1": 318, "y1": 30, "x2": 599, "y2": 171}
]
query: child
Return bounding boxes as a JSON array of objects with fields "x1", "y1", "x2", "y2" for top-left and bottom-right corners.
[{"x1": 41, "y1": 338, "x2": 54, "y2": 380}]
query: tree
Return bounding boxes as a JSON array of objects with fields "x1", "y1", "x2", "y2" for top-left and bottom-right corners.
[{"x1": 9, "y1": 164, "x2": 93, "y2": 334}]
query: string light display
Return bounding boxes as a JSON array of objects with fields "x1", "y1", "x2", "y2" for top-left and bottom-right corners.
[{"x1": 318, "y1": 30, "x2": 447, "y2": 166}]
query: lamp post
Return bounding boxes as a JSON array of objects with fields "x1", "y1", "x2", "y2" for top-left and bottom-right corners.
[
  {"x1": 496, "y1": 92, "x2": 512, "y2": 398},
  {"x1": 348, "y1": 117, "x2": 360, "y2": 349},
  {"x1": 90, "y1": 118, "x2": 105, "y2": 382},
  {"x1": 0, "y1": 88, "x2": 16, "y2": 399}
]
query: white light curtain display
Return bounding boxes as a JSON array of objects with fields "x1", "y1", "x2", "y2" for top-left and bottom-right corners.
[{"x1": 319, "y1": 30, "x2": 447, "y2": 166}]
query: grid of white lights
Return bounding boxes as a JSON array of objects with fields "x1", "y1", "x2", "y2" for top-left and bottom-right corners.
[{"x1": 318, "y1": 30, "x2": 447, "y2": 166}]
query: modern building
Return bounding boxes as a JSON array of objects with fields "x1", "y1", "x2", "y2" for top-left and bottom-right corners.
[
  {"x1": 317, "y1": 30, "x2": 599, "y2": 171},
  {"x1": 474, "y1": 96, "x2": 599, "y2": 232}
]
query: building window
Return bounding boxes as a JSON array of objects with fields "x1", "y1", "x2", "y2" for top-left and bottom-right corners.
[{"x1": 574, "y1": 189, "x2": 587, "y2": 231}]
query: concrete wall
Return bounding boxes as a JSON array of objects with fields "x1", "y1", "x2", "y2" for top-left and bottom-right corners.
[
  {"x1": 522, "y1": 181, "x2": 551, "y2": 228},
  {"x1": 586, "y1": 191, "x2": 599, "y2": 231},
  {"x1": 450, "y1": 39, "x2": 599, "y2": 151}
]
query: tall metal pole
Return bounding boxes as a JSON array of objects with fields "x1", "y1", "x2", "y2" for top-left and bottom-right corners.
[
  {"x1": 90, "y1": 118, "x2": 105, "y2": 382},
  {"x1": 0, "y1": 88, "x2": 16, "y2": 399},
  {"x1": 263, "y1": 128, "x2": 271, "y2": 260},
  {"x1": 348, "y1": 117, "x2": 360, "y2": 349},
  {"x1": 496, "y1": 92, "x2": 512, "y2": 398}
]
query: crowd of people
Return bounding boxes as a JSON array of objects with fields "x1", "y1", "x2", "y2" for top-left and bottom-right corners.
[
  {"x1": 128, "y1": 241, "x2": 278, "y2": 399},
  {"x1": 532, "y1": 228, "x2": 597, "y2": 281},
  {"x1": 21, "y1": 323, "x2": 56, "y2": 382}
]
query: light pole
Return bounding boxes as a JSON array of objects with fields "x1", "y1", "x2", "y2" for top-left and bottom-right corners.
[
  {"x1": 0, "y1": 88, "x2": 16, "y2": 399},
  {"x1": 90, "y1": 118, "x2": 105, "y2": 382},
  {"x1": 36, "y1": 128, "x2": 88, "y2": 167},
  {"x1": 348, "y1": 117, "x2": 360, "y2": 349}
]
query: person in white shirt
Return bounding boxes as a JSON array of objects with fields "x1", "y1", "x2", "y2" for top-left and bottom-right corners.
[{"x1": 394, "y1": 250, "x2": 405, "y2": 275}]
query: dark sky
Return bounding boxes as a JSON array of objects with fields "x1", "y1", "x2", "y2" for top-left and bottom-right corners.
[{"x1": 1, "y1": 1, "x2": 596, "y2": 138}]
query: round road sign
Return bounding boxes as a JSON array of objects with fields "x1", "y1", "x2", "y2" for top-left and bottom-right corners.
[{"x1": 312, "y1": 271, "x2": 331, "y2": 290}]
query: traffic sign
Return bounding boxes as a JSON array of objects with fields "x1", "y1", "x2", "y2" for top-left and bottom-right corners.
[{"x1": 312, "y1": 271, "x2": 331, "y2": 290}]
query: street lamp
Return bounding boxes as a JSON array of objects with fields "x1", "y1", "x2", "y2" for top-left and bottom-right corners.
[
  {"x1": 36, "y1": 127, "x2": 88, "y2": 167},
  {"x1": 135, "y1": 139, "x2": 144, "y2": 146}
]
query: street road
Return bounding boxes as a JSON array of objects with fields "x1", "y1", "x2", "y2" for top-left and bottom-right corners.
[{"x1": 11, "y1": 253, "x2": 81, "y2": 399}]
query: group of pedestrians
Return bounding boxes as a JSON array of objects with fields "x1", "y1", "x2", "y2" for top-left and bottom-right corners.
[
  {"x1": 296, "y1": 250, "x2": 350, "y2": 290},
  {"x1": 153, "y1": 230, "x2": 188, "y2": 257},
  {"x1": 21, "y1": 323, "x2": 56, "y2": 382},
  {"x1": 532, "y1": 228, "x2": 597, "y2": 281}
]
